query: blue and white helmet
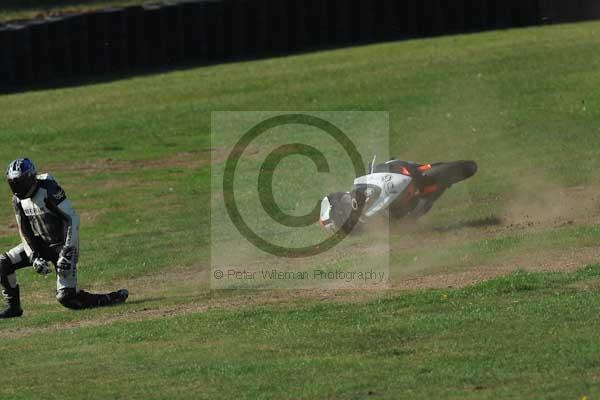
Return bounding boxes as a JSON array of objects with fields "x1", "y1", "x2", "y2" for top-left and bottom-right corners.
[{"x1": 6, "y1": 158, "x2": 37, "y2": 199}]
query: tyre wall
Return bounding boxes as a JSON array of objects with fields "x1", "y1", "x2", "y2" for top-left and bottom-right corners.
[{"x1": 0, "y1": 0, "x2": 597, "y2": 89}]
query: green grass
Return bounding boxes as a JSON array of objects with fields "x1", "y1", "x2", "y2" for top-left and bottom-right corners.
[
  {"x1": 0, "y1": 20, "x2": 600, "y2": 398},
  {"x1": 3, "y1": 266, "x2": 600, "y2": 399},
  {"x1": 0, "y1": 0, "x2": 151, "y2": 22}
]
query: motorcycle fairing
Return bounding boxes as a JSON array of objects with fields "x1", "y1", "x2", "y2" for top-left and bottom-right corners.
[{"x1": 352, "y1": 172, "x2": 413, "y2": 218}]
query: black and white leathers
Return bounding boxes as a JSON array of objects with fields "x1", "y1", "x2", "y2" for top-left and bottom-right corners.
[{"x1": 13, "y1": 174, "x2": 79, "y2": 258}]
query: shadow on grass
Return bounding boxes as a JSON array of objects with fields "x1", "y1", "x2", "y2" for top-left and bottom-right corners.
[
  {"x1": 430, "y1": 216, "x2": 503, "y2": 233},
  {"x1": 124, "y1": 296, "x2": 167, "y2": 305}
]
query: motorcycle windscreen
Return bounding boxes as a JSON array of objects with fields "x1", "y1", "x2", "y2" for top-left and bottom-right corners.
[{"x1": 319, "y1": 196, "x2": 333, "y2": 229}]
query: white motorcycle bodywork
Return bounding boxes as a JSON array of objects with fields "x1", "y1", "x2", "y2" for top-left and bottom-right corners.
[{"x1": 353, "y1": 172, "x2": 412, "y2": 218}]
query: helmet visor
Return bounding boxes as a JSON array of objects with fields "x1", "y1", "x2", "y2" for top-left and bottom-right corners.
[{"x1": 8, "y1": 174, "x2": 36, "y2": 199}]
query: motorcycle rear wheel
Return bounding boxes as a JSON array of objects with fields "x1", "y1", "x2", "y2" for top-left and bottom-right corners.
[{"x1": 423, "y1": 160, "x2": 477, "y2": 188}]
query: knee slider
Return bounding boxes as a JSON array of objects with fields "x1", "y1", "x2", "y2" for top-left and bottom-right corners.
[
  {"x1": 0, "y1": 254, "x2": 15, "y2": 276},
  {"x1": 56, "y1": 288, "x2": 82, "y2": 309}
]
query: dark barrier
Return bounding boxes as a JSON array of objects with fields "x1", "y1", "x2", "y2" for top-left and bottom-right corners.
[
  {"x1": 48, "y1": 17, "x2": 73, "y2": 78},
  {"x1": 374, "y1": 0, "x2": 400, "y2": 40},
  {"x1": 508, "y1": 0, "x2": 540, "y2": 27},
  {"x1": 304, "y1": 0, "x2": 323, "y2": 47},
  {"x1": 396, "y1": 1, "x2": 419, "y2": 38},
  {"x1": 27, "y1": 21, "x2": 51, "y2": 82},
  {"x1": 202, "y1": 0, "x2": 224, "y2": 60},
  {"x1": 417, "y1": 0, "x2": 445, "y2": 36},
  {"x1": 143, "y1": 5, "x2": 167, "y2": 66},
  {"x1": 582, "y1": 0, "x2": 600, "y2": 20},
  {"x1": 464, "y1": 0, "x2": 487, "y2": 31},
  {"x1": 181, "y1": 1, "x2": 204, "y2": 60},
  {"x1": 357, "y1": 0, "x2": 376, "y2": 42},
  {"x1": 0, "y1": 27, "x2": 15, "y2": 86},
  {"x1": 537, "y1": 0, "x2": 555, "y2": 23},
  {"x1": 5, "y1": 0, "x2": 600, "y2": 90},
  {"x1": 53, "y1": 19, "x2": 74, "y2": 78},
  {"x1": 284, "y1": 0, "x2": 307, "y2": 51},
  {"x1": 126, "y1": 6, "x2": 148, "y2": 68},
  {"x1": 442, "y1": 0, "x2": 465, "y2": 33},
  {"x1": 87, "y1": 11, "x2": 110, "y2": 74},
  {"x1": 582, "y1": 0, "x2": 600, "y2": 19},
  {"x1": 243, "y1": 0, "x2": 267, "y2": 54},
  {"x1": 265, "y1": 0, "x2": 287, "y2": 52},
  {"x1": 10, "y1": 25, "x2": 34, "y2": 85},
  {"x1": 223, "y1": 0, "x2": 245, "y2": 57},
  {"x1": 552, "y1": 0, "x2": 584, "y2": 22},
  {"x1": 163, "y1": 2, "x2": 186, "y2": 63},
  {"x1": 66, "y1": 14, "x2": 90, "y2": 76},
  {"x1": 105, "y1": 8, "x2": 129, "y2": 71},
  {"x1": 486, "y1": 0, "x2": 510, "y2": 28},
  {"x1": 325, "y1": 0, "x2": 350, "y2": 45}
]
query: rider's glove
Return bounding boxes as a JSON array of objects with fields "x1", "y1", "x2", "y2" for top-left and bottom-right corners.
[
  {"x1": 32, "y1": 257, "x2": 50, "y2": 276},
  {"x1": 56, "y1": 246, "x2": 78, "y2": 278}
]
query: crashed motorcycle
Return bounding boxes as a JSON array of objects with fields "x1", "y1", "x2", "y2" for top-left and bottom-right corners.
[{"x1": 319, "y1": 159, "x2": 478, "y2": 233}]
